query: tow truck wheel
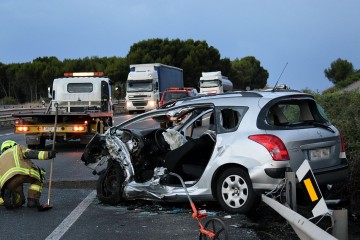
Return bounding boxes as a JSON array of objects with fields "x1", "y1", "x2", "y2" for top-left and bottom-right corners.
[
  {"x1": 27, "y1": 137, "x2": 46, "y2": 150},
  {"x1": 96, "y1": 161, "x2": 125, "y2": 205}
]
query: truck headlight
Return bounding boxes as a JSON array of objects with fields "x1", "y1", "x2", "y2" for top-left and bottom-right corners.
[
  {"x1": 148, "y1": 100, "x2": 156, "y2": 107},
  {"x1": 126, "y1": 101, "x2": 132, "y2": 108}
]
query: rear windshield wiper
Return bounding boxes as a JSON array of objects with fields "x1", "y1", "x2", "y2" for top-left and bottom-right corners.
[{"x1": 306, "y1": 121, "x2": 335, "y2": 133}]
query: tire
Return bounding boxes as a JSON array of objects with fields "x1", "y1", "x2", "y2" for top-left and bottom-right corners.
[
  {"x1": 216, "y1": 167, "x2": 260, "y2": 214},
  {"x1": 39, "y1": 137, "x2": 46, "y2": 149},
  {"x1": 96, "y1": 161, "x2": 125, "y2": 205},
  {"x1": 199, "y1": 218, "x2": 228, "y2": 240}
]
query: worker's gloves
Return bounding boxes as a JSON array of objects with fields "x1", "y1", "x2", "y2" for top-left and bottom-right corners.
[{"x1": 48, "y1": 150, "x2": 57, "y2": 159}]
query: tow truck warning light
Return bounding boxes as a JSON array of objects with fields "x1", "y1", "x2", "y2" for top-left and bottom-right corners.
[{"x1": 64, "y1": 72, "x2": 105, "y2": 77}]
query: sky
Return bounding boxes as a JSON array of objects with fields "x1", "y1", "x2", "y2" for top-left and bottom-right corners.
[{"x1": 1, "y1": 0, "x2": 359, "y2": 92}]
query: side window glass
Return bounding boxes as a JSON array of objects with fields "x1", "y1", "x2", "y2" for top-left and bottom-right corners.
[{"x1": 217, "y1": 107, "x2": 246, "y2": 133}]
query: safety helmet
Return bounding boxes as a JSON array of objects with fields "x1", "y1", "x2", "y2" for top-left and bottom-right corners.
[{"x1": 1, "y1": 140, "x2": 17, "y2": 152}]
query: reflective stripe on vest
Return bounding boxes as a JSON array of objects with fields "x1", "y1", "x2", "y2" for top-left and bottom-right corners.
[
  {"x1": 0, "y1": 167, "x2": 41, "y2": 187},
  {"x1": 13, "y1": 146, "x2": 20, "y2": 167},
  {"x1": 38, "y1": 151, "x2": 46, "y2": 160},
  {"x1": 29, "y1": 184, "x2": 42, "y2": 193}
]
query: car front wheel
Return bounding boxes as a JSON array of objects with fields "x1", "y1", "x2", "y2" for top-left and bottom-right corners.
[
  {"x1": 216, "y1": 167, "x2": 259, "y2": 214},
  {"x1": 96, "y1": 161, "x2": 125, "y2": 205}
]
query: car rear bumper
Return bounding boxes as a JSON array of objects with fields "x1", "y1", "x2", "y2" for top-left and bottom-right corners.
[{"x1": 313, "y1": 160, "x2": 349, "y2": 186}]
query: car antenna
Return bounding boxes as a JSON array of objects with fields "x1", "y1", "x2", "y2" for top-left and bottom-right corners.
[{"x1": 272, "y1": 62, "x2": 288, "y2": 92}]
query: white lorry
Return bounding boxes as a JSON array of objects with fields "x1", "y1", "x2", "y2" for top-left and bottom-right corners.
[
  {"x1": 199, "y1": 71, "x2": 233, "y2": 94},
  {"x1": 125, "y1": 63, "x2": 183, "y2": 114},
  {"x1": 13, "y1": 72, "x2": 113, "y2": 148}
]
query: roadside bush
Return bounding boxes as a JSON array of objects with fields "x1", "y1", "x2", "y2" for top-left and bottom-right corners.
[
  {"x1": 0, "y1": 96, "x2": 17, "y2": 105},
  {"x1": 316, "y1": 91, "x2": 360, "y2": 213}
]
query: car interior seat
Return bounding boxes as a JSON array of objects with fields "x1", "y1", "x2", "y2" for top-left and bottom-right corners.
[{"x1": 164, "y1": 112, "x2": 216, "y2": 180}]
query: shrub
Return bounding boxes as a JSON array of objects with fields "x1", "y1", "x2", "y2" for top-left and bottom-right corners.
[
  {"x1": 316, "y1": 91, "x2": 360, "y2": 210},
  {"x1": 0, "y1": 96, "x2": 17, "y2": 105}
]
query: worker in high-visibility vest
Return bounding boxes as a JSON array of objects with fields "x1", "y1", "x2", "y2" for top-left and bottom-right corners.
[{"x1": 0, "y1": 140, "x2": 56, "y2": 209}]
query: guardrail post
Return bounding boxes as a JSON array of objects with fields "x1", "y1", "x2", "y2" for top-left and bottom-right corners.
[
  {"x1": 332, "y1": 209, "x2": 348, "y2": 240},
  {"x1": 285, "y1": 171, "x2": 297, "y2": 212}
]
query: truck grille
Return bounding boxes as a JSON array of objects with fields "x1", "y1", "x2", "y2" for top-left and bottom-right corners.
[{"x1": 133, "y1": 101, "x2": 147, "y2": 107}]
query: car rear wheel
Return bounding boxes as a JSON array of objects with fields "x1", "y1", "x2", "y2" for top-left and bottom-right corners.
[
  {"x1": 216, "y1": 167, "x2": 260, "y2": 214},
  {"x1": 96, "y1": 161, "x2": 125, "y2": 205}
]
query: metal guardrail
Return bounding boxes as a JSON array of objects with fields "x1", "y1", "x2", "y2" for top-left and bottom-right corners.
[
  {"x1": 112, "y1": 100, "x2": 127, "y2": 114},
  {"x1": 0, "y1": 101, "x2": 127, "y2": 128},
  {"x1": 262, "y1": 195, "x2": 338, "y2": 240},
  {"x1": 0, "y1": 106, "x2": 46, "y2": 127},
  {"x1": 262, "y1": 171, "x2": 348, "y2": 240}
]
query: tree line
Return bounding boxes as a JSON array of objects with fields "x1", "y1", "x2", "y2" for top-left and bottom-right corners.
[
  {"x1": 0, "y1": 38, "x2": 268, "y2": 104},
  {"x1": 1, "y1": 38, "x2": 356, "y2": 104}
]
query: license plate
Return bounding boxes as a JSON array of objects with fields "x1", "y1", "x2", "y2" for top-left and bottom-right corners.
[
  {"x1": 310, "y1": 148, "x2": 330, "y2": 160},
  {"x1": 43, "y1": 127, "x2": 62, "y2": 131}
]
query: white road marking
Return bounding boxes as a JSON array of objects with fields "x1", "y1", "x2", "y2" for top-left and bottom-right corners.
[
  {"x1": 45, "y1": 190, "x2": 97, "y2": 240},
  {"x1": 0, "y1": 132, "x2": 13, "y2": 137}
]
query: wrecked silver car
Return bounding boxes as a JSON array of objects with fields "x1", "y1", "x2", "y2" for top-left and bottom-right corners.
[{"x1": 81, "y1": 91, "x2": 348, "y2": 214}]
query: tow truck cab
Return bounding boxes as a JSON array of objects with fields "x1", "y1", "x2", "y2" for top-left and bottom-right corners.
[{"x1": 14, "y1": 72, "x2": 114, "y2": 148}]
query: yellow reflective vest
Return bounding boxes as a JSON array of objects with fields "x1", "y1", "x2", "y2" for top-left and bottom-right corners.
[{"x1": 0, "y1": 145, "x2": 50, "y2": 190}]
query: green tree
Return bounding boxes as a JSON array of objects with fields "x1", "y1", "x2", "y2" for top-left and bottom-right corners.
[
  {"x1": 230, "y1": 56, "x2": 268, "y2": 90},
  {"x1": 324, "y1": 58, "x2": 354, "y2": 84},
  {"x1": 126, "y1": 38, "x2": 230, "y2": 88}
]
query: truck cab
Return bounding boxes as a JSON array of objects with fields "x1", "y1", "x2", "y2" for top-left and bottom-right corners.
[
  {"x1": 49, "y1": 72, "x2": 112, "y2": 114},
  {"x1": 199, "y1": 71, "x2": 233, "y2": 94},
  {"x1": 14, "y1": 72, "x2": 114, "y2": 148},
  {"x1": 125, "y1": 63, "x2": 184, "y2": 114}
]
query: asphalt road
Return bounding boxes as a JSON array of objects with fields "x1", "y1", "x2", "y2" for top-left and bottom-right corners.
[{"x1": 0, "y1": 115, "x2": 296, "y2": 240}]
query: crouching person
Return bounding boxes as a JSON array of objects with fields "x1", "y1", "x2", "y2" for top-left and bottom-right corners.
[{"x1": 0, "y1": 140, "x2": 56, "y2": 209}]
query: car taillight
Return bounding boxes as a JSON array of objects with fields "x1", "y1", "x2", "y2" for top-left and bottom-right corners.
[
  {"x1": 73, "y1": 126, "x2": 85, "y2": 131},
  {"x1": 159, "y1": 101, "x2": 164, "y2": 107},
  {"x1": 17, "y1": 126, "x2": 29, "y2": 132},
  {"x1": 337, "y1": 129, "x2": 347, "y2": 158},
  {"x1": 248, "y1": 134, "x2": 290, "y2": 161}
]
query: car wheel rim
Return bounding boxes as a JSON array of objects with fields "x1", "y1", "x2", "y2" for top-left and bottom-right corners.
[
  {"x1": 221, "y1": 174, "x2": 248, "y2": 208},
  {"x1": 104, "y1": 170, "x2": 118, "y2": 194}
]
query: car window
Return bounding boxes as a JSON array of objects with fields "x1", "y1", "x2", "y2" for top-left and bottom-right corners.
[
  {"x1": 265, "y1": 99, "x2": 329, "y2": 128},
  {"x1": 216, "y1": 107, "x2": 247, "y2": 134}
]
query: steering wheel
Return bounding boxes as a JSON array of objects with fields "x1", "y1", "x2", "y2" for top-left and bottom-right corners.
[{"x1": 154, "y1": 129, "x2": 170, "y2": 152}]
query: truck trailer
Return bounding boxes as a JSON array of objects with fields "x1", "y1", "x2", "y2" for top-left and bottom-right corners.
[
  {"x1": 199, "y1": 71, "x2": 233, "y2": 94},
  {"x1": 125, "y1": 63, "x2": 183, "y2": 113},
  {"x1": 13, "y1": 72, "x2": 113, "y2": 148}
]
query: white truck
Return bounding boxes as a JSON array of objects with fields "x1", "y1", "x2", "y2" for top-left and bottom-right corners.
[
  {"x1": 199, "y1": 71, "x2": 233, "y2": 94},
  {"x1": 13, "y1": 72, "x2": 113, "y2": 148},
  {"x1": 125, "y1": 63, "x2": 184, "y2": 114}
]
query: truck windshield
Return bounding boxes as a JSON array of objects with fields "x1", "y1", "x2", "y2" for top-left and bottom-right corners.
[
  {"x1": 200, "y1": 80, "x2": 220, "y2": 88},
  {"x1": 127, "y1": 81, "x2": 153, "y2": 92}
]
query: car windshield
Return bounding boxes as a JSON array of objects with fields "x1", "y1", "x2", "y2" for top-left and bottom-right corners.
[
  {"x1": 127, "y1": 81, "x2": 153, "y2": 92},
  {"x1": 164, "y1": 92, "x2": 188, "y2": 102}
]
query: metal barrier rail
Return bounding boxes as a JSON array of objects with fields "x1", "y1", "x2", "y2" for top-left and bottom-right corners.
[
  {"x1": 262, "y1": 171, "x2": 348, "y2": 240},
  {"x1": 0, "y1": 100, "x2": 127, "y2": 127},
  {"x1": 112, "y1": 100, "x2": 127, "y2": 114},
  {"x1": 0, "y1": 107, "x2": 46, "y2": 127}
]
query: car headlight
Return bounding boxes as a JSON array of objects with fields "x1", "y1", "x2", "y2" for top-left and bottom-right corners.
[{"x1": 148, "y1": 100, "x2": 156, "y2": 107}]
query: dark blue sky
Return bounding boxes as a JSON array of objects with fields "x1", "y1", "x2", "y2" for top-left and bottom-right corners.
[{"x1": 1, "y1": 0, "x2": 359, "y2": 92}]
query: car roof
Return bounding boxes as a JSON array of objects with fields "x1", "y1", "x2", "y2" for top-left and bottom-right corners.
[{"x1": 160, "y1": 90, "x2": 314, "y2": 109}]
